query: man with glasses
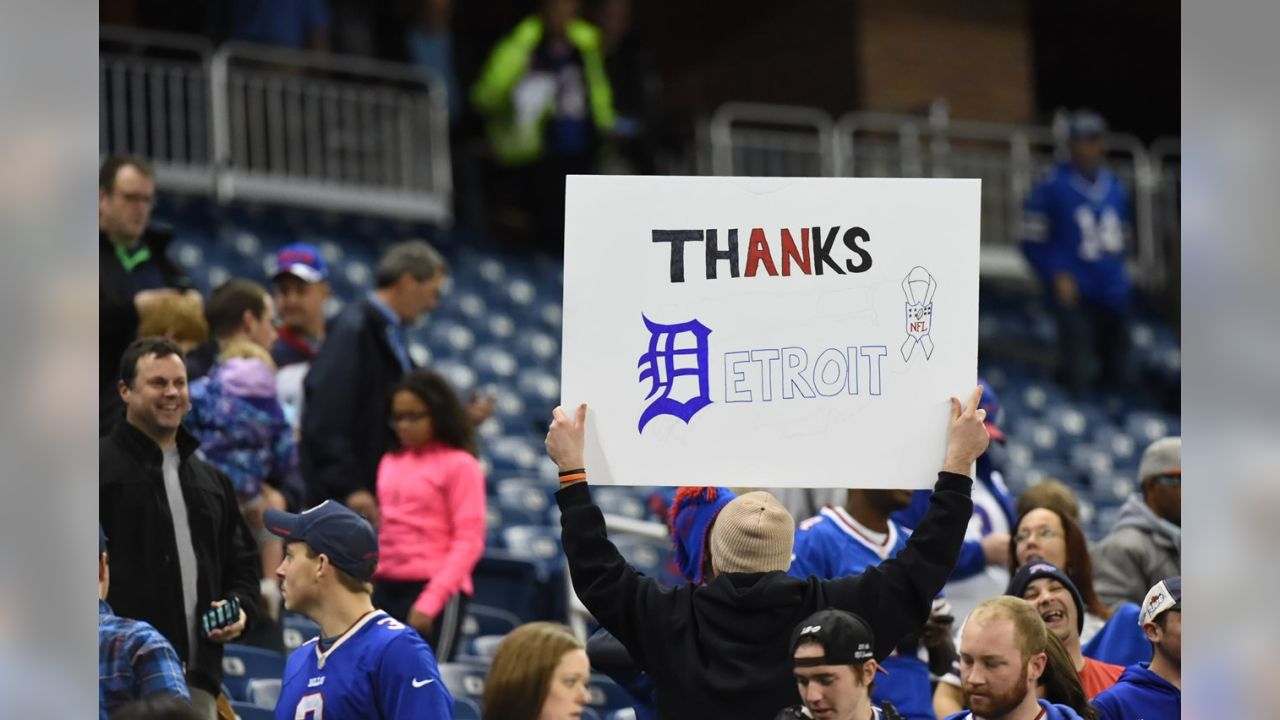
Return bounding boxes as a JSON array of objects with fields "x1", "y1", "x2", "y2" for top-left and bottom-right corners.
[
  {"x1": 1093, "y1": 437, "x2": 1181, "y2": 609},
  {"x1": 99, "y1": 154, "x2": 202, "y2": 435}
]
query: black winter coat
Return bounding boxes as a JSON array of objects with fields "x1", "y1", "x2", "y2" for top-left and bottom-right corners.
[
  {"x1": 300, "y1": 297, "x2": 409, "y2": 504},
  {"x1": 99, "y1": 227, "x2": 191, "y2": 436},
  {"x1": 99, "y1": 421, "x2": 261, "y2": 695}
]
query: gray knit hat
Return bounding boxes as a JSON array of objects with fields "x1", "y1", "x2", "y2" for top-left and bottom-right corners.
[{"x1": 708, "y1": 491, "x2": 795, "y2": 575}]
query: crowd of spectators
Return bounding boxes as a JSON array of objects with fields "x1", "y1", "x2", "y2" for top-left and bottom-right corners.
[{"x1": 98, "y1": 5, "x2": 1179, "y2": 719}]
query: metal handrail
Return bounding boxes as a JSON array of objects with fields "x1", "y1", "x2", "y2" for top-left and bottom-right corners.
[{"x1": 709, "y1": 102, "x2": 836, "y2": 177}]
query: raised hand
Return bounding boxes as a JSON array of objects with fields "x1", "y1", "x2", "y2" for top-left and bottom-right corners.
[
  {"x1": 545, "y1": 403, "x2": 588, "y2": 472},
  {"x1": 943, "y1": 385, "x2": 991, "y2": 476}
]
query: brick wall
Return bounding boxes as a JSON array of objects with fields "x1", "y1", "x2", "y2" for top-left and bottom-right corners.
[{"x1": 856, "y1": 0, "x2": 1033, "y2": 122}]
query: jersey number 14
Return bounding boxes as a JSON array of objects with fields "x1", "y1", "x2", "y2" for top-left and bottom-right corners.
[{"x1": 1075, "y1": 206, "x2": 1124, "y2": 260}]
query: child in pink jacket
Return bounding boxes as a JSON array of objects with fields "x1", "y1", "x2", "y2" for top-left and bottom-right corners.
[{"x1": 372, "y1": 369, "x2": 486, "y2": 660}]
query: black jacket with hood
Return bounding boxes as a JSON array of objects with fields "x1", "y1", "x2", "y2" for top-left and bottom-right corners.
[{"x1": 557, "y1": 471, "x2": 973, "y2": 720}]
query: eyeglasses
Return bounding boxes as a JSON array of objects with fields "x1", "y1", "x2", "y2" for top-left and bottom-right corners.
[
  {"x1": 1150, "y1": 474, "x2": 1181, "y2": 488},
  {"x1": 115, "y1": 191, "x2": 156, "y2": 207},
  {"x1": 1014, "y1": 527, "x2": 1062, "y2": 544},
  {"x1": 388, "y1": 412, "x2": 430, "y2": 426}
]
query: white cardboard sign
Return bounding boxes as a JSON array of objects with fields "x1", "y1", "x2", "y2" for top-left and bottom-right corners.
[{"x1": 561, "y1": 176, "x2": 980, "y2": 488}]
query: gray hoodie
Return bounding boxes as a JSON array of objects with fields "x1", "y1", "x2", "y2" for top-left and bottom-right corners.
[{"x1": 1092, "y1": 495, "x2": 1180, "y2": 609}]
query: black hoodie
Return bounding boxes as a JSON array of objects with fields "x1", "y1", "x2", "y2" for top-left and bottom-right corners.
[{"x1": 557, "y1": 472, "x2": 972, "y2": 719}]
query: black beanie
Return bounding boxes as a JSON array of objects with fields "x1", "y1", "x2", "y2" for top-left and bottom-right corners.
[{"x1": 1006, "y1": 561, "x2": 1085, "y2": 633}]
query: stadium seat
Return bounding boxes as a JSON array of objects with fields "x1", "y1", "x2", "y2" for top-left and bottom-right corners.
[
  {"x1": 246, "y1": 678, "x2": 282, "y2": 709},
  {"x1": 472, "y1": 550, "x2": 564, "y2": 622},
  {"x1": 282, "y1": 613, "x2": 321, "y2": 652},
  {"x1": 470, "y1": 634, "x2": 506, "y2": 659},
  {"x1": 222, "y1": 644, "x2": 286, "y2": 702},
  {"x1": 612, "y1": 536, "x2": 673, "y2": 580},
  {"x1": 587, "y1": 673, "x2": 635, "y2": 715},
  {"x1": 454, "y1": 697, "x2": 483, "y2": 720},
  {"x1": 439, "y1": 660, "x2": 489, "y2": 705},
  {"x1": 495, "y1": 477, "x2": 554, "y2": 514},
  {"x1": 501, "y1": 525, "x2": 562, "y2": 562},
  {"x1": 230, "y1": 700, "x2": 274, "y2": 720},
  {"x1": 461, "y1": 604, "x2": 523, "y2": 638},
  {"x1": 593, "y1": 487, "x2": 649, "y2": 520}
]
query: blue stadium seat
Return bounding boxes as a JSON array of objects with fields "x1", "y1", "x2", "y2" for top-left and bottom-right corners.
[
  {"x1": 501, "y1": 525, "x2": 562, "y2": 562},
  {"x1": 454, "y1": 697, "x2": 483, "y2": 720},
  {"x1": 612, "y1": 536, "x2": 672, "y2": 580},
  {"x1": 1092, "y1": 425, "x2": 1139, "y2": 471},
  {"x1": 439, "y1": 660, "x2": 489, "y2": 706},
  {"x1": 230, "y1": 700, "x2": 274, "y2": 720},
  {"x1": 485, "y1": 436, "x2": 543, "y2": 474},
  {"x1": 495, "y1": 477, "x2": 553, "y2": 515},
  {"x1": 469, "y1": 634, "x2": 506, "y2": 660},
  {"x1": 472, "y1": 550, "x2": 564, "y2": 622},
  {"x1": 1069, "y1": 444, "x2": 1114, "y2": 479},
  {"x1": 282, "y1": 613, "x2": 321, "y2": 652},
  {"x1": 425, "y1": 319, "x2": 478, "y2": 357},
  {"x1": 1124, "y1": 411, "x2": 1177, "y2": 447},
  {"x1": 221, "y1": 644, "x2": 285, "y2": 701},
  {"x1": 433, "y1": 359, "x2": 479, "y2": 398},
  {"x1": 587, "y1": 673, "x2": 635, "y2": 715},
  {"x1": 593, "y1": 488, "x2": 650, "y2": 521},
  {"x1": 246, "y1": 678, "x2": 281, "y2": 708},
  {"x1": 472, "y1": 343, "x2": 520, "y2": 383},
  {"x1": 1011, "y1": 418, "x2": 1063, "y2": 458},
  {"x1": 462, "y1": 604, "x2": 522, "y2": 638}
]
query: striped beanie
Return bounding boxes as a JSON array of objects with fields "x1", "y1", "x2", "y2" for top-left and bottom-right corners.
[
  {"x1": 709, "y1": 491, "x2": 795, "y2": 575},
  {"x1": 670, "y1": 486, "x2": 737, "y2": 584}
]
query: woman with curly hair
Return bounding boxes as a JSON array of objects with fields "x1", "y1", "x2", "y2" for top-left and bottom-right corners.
[{"x1": 371, "y1": 369, "x2": 486, "y2": 662}]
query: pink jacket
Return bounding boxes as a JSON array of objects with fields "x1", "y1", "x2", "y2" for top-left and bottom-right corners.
[{"x1": 374, "y1": 442, "x2": 487, "y2": 618}]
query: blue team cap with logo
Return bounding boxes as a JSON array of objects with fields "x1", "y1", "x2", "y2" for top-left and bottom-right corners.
[
  {"x1": 265, "y1": 501, "x2": 378, "y2": 582},
  {"x1": 270, "y1": 242, "x2": 329, "y2": 283}
]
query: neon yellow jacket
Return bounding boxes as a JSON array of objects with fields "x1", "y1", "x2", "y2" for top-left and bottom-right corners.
[{"x1": 471, "y1": 16, "x2": 616, "y2": 166}]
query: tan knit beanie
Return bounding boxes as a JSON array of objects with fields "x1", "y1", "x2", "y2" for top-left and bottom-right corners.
[{"x1": 708, "y1": 491, "x2": 795, "y2": 575}]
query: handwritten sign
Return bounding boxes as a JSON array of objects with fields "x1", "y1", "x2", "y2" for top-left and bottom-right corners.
[{"x1": 561, "y1": 176, "x2": 980, "y2": 488}]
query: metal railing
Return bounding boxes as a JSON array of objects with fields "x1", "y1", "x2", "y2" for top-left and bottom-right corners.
[
  {"x1": 99, "y1": 26, "x2": 452, "y2": 222},
  {"x1": 705, "y1": 100, "x2": 1180, "y2": 292},
  {"x1": 100, "y1": 27, "x2": 215, "y2": 194}
]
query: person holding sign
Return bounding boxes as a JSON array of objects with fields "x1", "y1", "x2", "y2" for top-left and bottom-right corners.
[{"x1": 545, "y1": 386, "x2": 991, "y2": 719}]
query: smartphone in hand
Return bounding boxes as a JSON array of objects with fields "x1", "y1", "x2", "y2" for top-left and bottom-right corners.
[{"x1": 201, "y1": 597, "x2": 242, "y2": 638}]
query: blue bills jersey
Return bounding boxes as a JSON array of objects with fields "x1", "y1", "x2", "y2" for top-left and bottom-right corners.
[
  {"x1": 276, "y1": 610, "x2": 453, "y2": 719},
  {"x1": 1020, "y1": 162, "x2": 1133, "y2": 309},
  {"x1": 789, "y1": 507, "x2": 935, "y2": 720}
]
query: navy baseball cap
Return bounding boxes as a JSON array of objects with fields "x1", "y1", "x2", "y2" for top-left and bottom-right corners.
[
  {"x1": 1068, "y1": 110, "x2": 1107, "y2": 141},
  {"x1": 265, "y1": 501, "x2": 379, "y2": 582},
  {"x1": 270, "y1": 243, "x2": 329, "y2": 283}
]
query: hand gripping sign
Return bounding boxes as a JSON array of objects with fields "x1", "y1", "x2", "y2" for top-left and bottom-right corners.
[{"x1": 900, "y1": 266, "x2": 937, "y2": 362}]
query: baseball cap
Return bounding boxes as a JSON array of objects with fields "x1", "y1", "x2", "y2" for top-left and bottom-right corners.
[
  {"x1": 1068, "y1": 110, "x2": 1107, "y2": 140},
  {"x1": 1007, "y1": 561, "x2": 1085, "y2": 633},
  {"x1": 1138, "y1": 576, "x2": 1181, "y2": 626},
  {"x1": 265, "y1": 501, "x2": 379, "y2": 582},
  {"x1": 791, "y1": 609, "x2": 886, "y2": 672},
  {"x1": 1138, "y1": 437, "x2": 1180, "y2": 483},
  {"x1": 99, "y1": 524, "x2": 108, "y2": 554},
  {"x1": 270, "y1": 243, "x2": 328, "y2": 284},
  {"x1": 978, "y1": 378, "x2": 1005, "y2": 442}
]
